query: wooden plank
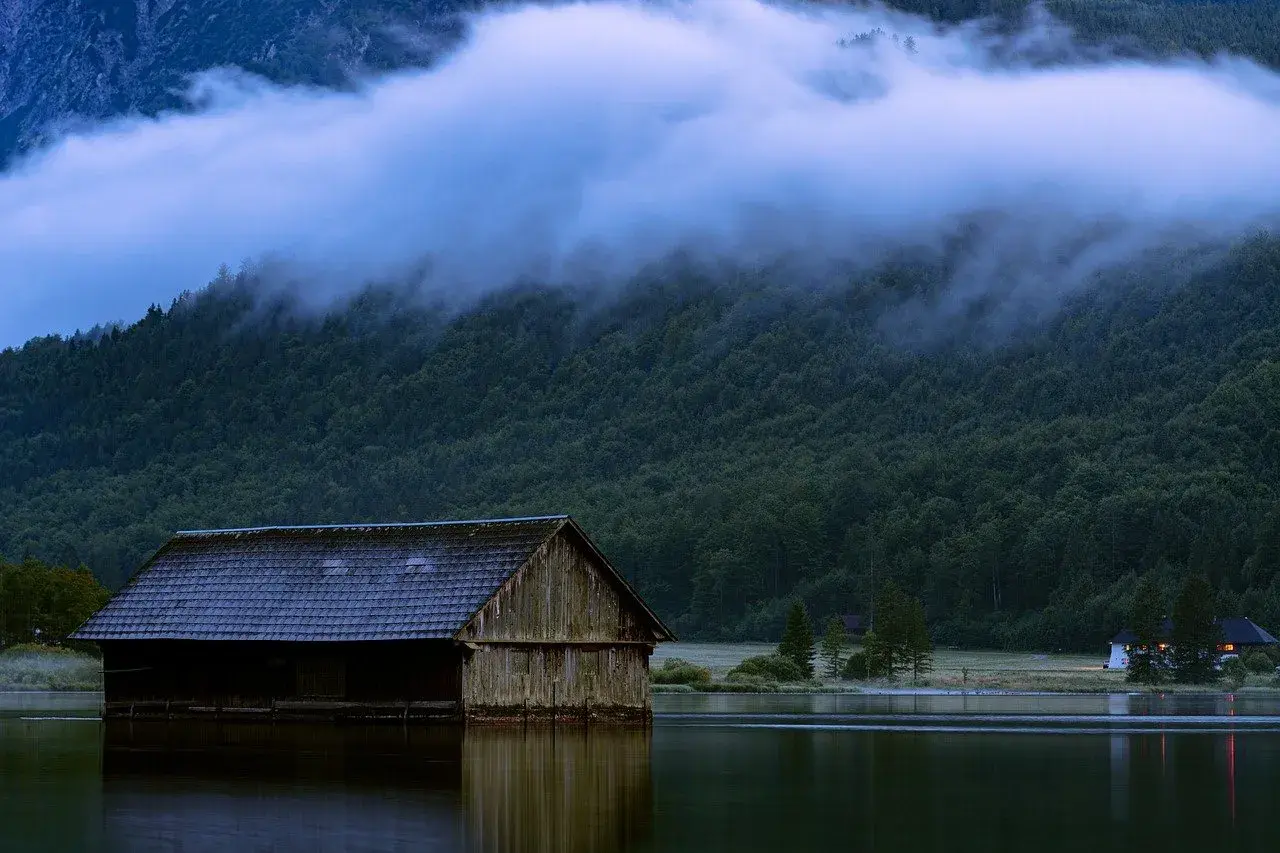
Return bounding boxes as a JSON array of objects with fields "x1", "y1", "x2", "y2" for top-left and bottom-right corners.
[{"x1": 460, "y1": 640, "x2": 655, "y2": 647}]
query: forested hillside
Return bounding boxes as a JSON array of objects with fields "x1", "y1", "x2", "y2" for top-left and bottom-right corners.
[
  {"x1": 5, "y1": 0, "x2": 1280, "y2": 651},
  {"x1": 4, "y1": 236, "x2": 1280, "y2": 650},
  {"x1": 895, "y1": 0, "x2": 1280, "y2": 67}
]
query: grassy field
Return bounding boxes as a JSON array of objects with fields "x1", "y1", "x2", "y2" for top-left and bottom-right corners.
[
  {"x1": 652, "y1": 642, "x2": 778, "y2": 679},
  {"x1": 0, "y1": 645, "x2": 103, "y2": 691},
  {"x1": 653, "y1": 642, "x2": 1278, "y2": 693},
  {"x1": 907, "y1": 648, "x2": 1125, "y2": 693},
  {"x1": 4, "y1": 640, "x2": 1270, "y2": 695}
]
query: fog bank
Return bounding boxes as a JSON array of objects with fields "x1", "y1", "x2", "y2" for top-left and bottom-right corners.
[{"x1": 3, "y1": 0, "x2": 1280, "y2": 346}]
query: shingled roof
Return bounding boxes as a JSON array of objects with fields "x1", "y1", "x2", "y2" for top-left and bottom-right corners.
[
  {"x1": 1110, "y1": 617, "x2": 1279, "y2": 646},
  {"x1": 72, "y1": 516, "x2": 669, "y2": 642}
]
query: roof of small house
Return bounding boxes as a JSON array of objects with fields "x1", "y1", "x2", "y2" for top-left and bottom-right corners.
[
  {"x1": 1110, "y1": 617, "x2": 1279, "y2": 647},
  {"x1": 71, "y1": 516, "x2": 673, "y2": 643}
]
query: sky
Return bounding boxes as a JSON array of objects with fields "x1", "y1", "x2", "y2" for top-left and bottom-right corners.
[{"x1": 2, "y1": 0, "x2": 1280, "y2": 346}]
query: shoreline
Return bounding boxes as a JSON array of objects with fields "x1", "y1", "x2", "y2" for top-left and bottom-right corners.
[
  {"x1": 14, "y1": 683, "x2": 1272, "y2": 697},
  {"x1": 652, "y1": 642, "x2": 1280, "y2": 696},
  {"x1": 654, "y1": 684, "x2": 1280, "y2": 697},
  {"x1": 7, "y1": 641, "x2": 1276, "y2": 698}
]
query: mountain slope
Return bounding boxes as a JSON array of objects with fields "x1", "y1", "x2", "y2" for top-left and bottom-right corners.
[{"x1": 4, "y1": 239, "x2": 1280, "y2": 648}]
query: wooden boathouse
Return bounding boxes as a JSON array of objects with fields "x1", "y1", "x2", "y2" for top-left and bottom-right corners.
[{"x1": 71, "y1": 516, "x2": 674, "y2": 723}]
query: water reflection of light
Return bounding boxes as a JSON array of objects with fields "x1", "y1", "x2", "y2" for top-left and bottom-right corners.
[
  {"x1": 1109, "y1": 732, "x2": 1129, "y2": 822},
  {"x1": 463, "y1": 728, "x2": 653, "y2": 853},
  {"x1": 1227, "y1": 732, "x2": 1236, "y2": 825}
]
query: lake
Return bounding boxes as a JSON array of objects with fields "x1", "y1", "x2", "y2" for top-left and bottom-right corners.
[{"x1": 2, "y1": 691, "x2": 1277, "y2": 852}]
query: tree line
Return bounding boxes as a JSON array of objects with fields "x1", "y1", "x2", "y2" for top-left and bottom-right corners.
[
  {"x1": 883, "y1": 0, "x2": 1280, "y2": 68},
  {"x1": 5, "y1": 236, "x2": 1280, "y2": 650},
  {"x1": 773, "y1": 584, "x2": 935, "y2": 684},
  {"x1": 0, "y1": 559, "x2": 111, "y2": 648}
]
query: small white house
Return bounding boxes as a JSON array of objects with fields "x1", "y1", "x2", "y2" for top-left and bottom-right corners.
[
  {"x1": 1105, "y1": 629, "x2": 1167, "y2": 669},
  {"x1": 1106, "y1": 641, "x2": 1129, "y2": 670}
]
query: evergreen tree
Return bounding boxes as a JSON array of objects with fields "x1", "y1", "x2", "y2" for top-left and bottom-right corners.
[
  {"x1": 874, "y1": 581, "x2": 911, "y2": 678},
  {"x1": 861, "y1": 629, "x2": 891, "y2": 679},
  {"x1": 1171, "y1": 575, "x2": 1222, "y2": 684},
  {"x1": 1126, "y1": 574, "x2": 1166, "y2": 685},
  {"x1": 820, "y1": 615, "x2": 848, "y2": 678},
  {"x1": 903, "y1": 597, "x2": 934, "y2": 685},
  {"x1": 778, "y1": 601, "x2": 815, "y2": 678}
]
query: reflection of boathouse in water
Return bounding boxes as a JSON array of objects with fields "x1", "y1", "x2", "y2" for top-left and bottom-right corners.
[
  {"x1": 72, "y1": 516, "x2": 673, "y2": 723},
  {"x1": 101, "y1": 722, "x2": 653, "y2": 853}
]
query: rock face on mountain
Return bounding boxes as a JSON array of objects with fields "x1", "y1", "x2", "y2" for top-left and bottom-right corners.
[
  {"x1": 0, "y1": 0, "x2": 464, "y2": 163},
  {"x1": 6, "y1": 0, "x2": 1279, "y2": 166}
]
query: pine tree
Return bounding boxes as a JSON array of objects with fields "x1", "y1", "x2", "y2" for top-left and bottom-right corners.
[
  {"x1": 874, "y1": 581, "x2": 910, "y2": 678},
  {"x1": 820, "y1": 616, "x2": 847, "y2": 678},
  {"x1": 1171, "y1": 574, "x2": 1222, "y2": 683},
  {"x1": 861, "y1": 629, "x2": 890, "y2": 678},
  {"x1": 1127, "y1": 574, "x2": 1166, "y2": 685},
  {"x1": 903, "y1": 597, "x2": 934, "y2": 685},
  {"x1": 778, "y1": 601, "x2": 816, "y2": 678}
]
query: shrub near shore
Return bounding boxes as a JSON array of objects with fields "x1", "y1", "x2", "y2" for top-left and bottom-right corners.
[
  {"x1": 652, "y1": 643, "x2": 1280, "y2": 693},
  {"x1": 650, "y1": 658, "x2": 712, "y2": 687},
  {"x1": 650, "y1": 652, "x2": 830, "y2": 693}
]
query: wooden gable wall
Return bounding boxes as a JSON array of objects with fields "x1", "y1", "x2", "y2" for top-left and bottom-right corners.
[
  {"x1": 458, "y1": 527, "x2": 658, "y2": 721},
  {"x1": 458, "y1": 527, "x2": 656, "y2": 644}
]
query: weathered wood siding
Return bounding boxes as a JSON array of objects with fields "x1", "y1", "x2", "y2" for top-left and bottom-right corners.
[
  {"x1": 460, "y1": 529, "x2": 656, "y2": 720},
  {"x1": 461, "y1": 645, "x2": 651, "y2": 721},
  {"x1": 459, "y1": 530, "x2": 654, "y2": 643}
]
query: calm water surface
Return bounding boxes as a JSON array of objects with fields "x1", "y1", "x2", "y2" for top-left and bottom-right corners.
[{"x1": 2, "y1": 691, "x2": 1278, "y2": 852}]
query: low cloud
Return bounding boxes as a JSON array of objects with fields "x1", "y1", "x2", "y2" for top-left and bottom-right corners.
[{"x1": 3, "y1": 0, "x2": 1280, "y2": 345}]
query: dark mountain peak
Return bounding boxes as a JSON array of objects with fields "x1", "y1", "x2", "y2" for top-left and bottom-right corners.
[{"x1": 0, "y1": 0, "x2": 470, "y2": 163}]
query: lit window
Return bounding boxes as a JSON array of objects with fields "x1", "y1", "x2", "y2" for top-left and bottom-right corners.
[{"x1": 1224, "y1": 644, "x2": 1235, "y2": 652}]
